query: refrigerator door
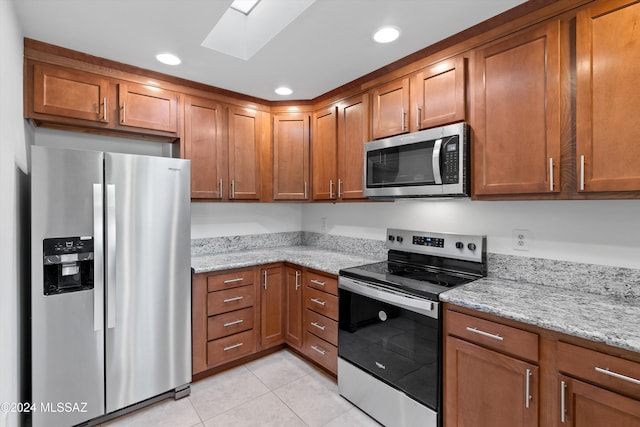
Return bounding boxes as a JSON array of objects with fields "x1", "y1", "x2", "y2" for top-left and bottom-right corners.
[
  {"x1": 104, "y1": 153, "x2": 191, "y2": 413},
  {"x1": 31, "y1": 146, "x2": 105, "y2": 427}
]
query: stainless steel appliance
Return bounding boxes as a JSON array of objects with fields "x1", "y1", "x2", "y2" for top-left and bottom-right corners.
[
  {"x1": 364, "y1": 122, "x2": 468, "y2": 198},
  {"x1": 338, "y1": 228, "x2": 486, "y2": 427},
  {"x1": 30, "y1": 146, "x2": 192, "y2": 427}
]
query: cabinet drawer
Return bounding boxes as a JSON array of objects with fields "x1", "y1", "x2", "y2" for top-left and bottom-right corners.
[
  {"x1": 207, "y1": 307, "x2": 254, "y2": 341},
  {"x1": 207, "y1": 329, "x2": 256, "y2": 367},
  {"x1": 447, "y1": 310, "x2": 538, "y2": 362},
  {"x1": 207, "y1": 284, "x2": 255, "y2": 316},
  {"x1": 305, "y1": 271, "x2": 338, "y2": 295},
  {"x1": 304, "y1": 331, "x2": 337, "y2": 374},
  {"x1": 207, "y1": 269, "x2": 254, "y2": 292},
  {"x1": 305, "y1": 287, "x2": 338, "y2": 321},
  {"x1": 305, "y1": 309, "x2": 338, "y2": 346},
  {"x1": 557, "y1": 341, "x2": 640, "y2": 399}
]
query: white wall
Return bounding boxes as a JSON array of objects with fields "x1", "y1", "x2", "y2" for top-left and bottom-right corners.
[
  {"x1": 191, "y1": 203, "x2": 302, "y2": 238},
  {"x1": 0, "y1": 1, "x2": 28, "y2": 426},
  {"x1": 302, "y1": 199, "x2": 640, "y2": 269}
]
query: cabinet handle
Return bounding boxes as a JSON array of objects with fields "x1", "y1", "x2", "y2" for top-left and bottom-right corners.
[
  {"x1": 560, "y1": 380, "x2": 567, "y2": 423},
  {"x1": 595, "y1": 367, "x2": 640, "y2": 385},
  {"x1": 295, "y1": 270, "x2": 301, "y2": 290},
  {"x1": 310, "y1": 279, "x2": 326, "y2": 287},
  {"x1": 263, "y1": 270, "x2": 267, "y2": 290},
  {"x1": 311, "y1": 298, "x2": 326, "y2": 306},
  {"x1": 223, "y1": 296, "x2": 244, "y2": 303},
  {"x1": 329, "y1": 179, "x2": 334, "y2": 199},
  {"x1": 223, "y1": 319, "x2": 244, "y2": 327},
  {"x1": 219, "y1": 178, "x2": 223, "y2": 198},
  {"x1": 337, "y1": 179, "x2": 342, "y2": 199},
  {"x1": 304, "y1": 181, "x2": 308, "y2": 199},
  {"x1": 231, "y1": 179, "x2": 235, "y2": 199},
  {"x1": 223, "y1": 342, "x2": 244, "y2": 351},
  {"x1": 549, "y1": 158, "x2": 554, "y2": 191},
  {"x1": 376, "y1": 361, "x2": 386, "y2": 370},
  {"x1": 311, "y1": 345, "x2": 326, "y2": 356},
  {"x1": 465, "y1": 326, "x2": 504, "y2": 341},
  {"x1": 416, "y1": 104, "x2": 421, "y2": 128},
  {"x1": 103, "y1": 97, "x2": 107, "y2": 121},
  {"x1": 223, "y1": 277, "x2": 244, "y2": 284},
  {"x1": 525, "y1": 368, "x2": 532, "y2": 409},
  {"x1": 121, "y1": 100, "x2": 126, "y2": 123},
  {"x1": 401, "y1": 108, "x2": 406, "y2": 131},
  {"x1": 311, "y1": 321, "x2": 326, "y2": 331},
  {"x1": 580, "y1": 155, "x2": 585, "y2": 191}
]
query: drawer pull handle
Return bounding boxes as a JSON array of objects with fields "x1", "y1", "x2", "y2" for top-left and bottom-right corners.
[
  {"x1": 560, "y1": 380, "x2": 567, "y2": 423},
  {"x1": 223, "y1": 296, "x2": 244, "y2": 303},
  {"x1": 223, "y1": 319, "x2": 244, "y2": 327},
  {"x1": 375, "y1": 361, "x2": 386, "y2": 370},
  {"x1": 311, "y1": 345, "x2": 326, "y2": 356},
  {"x1": 466, "y1": 326, "x2": 504, "y2": 341},
  {"x1": 310, "y1": 279, "x2": 326, "y2": 287},
  {"x1": 223, "y1": 342, "x2": 244, "y2": 351},
  {"x1": 223, "y1": 277, "x2": 244, "y2": 284},
  {"x1": 525, "y1": 368, "x2": 532, "y2": 409},
  {"x1": 311, "y1": 322, "x2": 326, "y2": 331},
  {"x1": 311, "y1": 298, "x2": 326, "y2": 306},
  {"x1": 595, "y1": 367, "x2": 640, "y2": 385}
]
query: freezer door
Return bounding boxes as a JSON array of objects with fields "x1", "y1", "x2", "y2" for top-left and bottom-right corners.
[
  {"x1": 31, "y1": 146, "x2": 105, "y2": 427},
  {"x1": 104, "y1": 153, "x2": 191, "y2": 413}
]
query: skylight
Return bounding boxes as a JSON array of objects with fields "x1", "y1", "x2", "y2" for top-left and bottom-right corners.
[{"x1": 230, "y1": 0, "x2": 261, "y2": 16}]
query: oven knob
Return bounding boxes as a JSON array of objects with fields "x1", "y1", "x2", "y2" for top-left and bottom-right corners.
[
  {"x1": 468, "y1": 243, "x2": 477, "y2": 251},
  {"x1": 388, "y1": 235, "x2": 395, "y2": 242},
  {"x1": 396, "y1": 236, "x2": 404, "y2": 243},
  {"x1": 455, "y1": 241, "x2": 464, "y2": 249}
]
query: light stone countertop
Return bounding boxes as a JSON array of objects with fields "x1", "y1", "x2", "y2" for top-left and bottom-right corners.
[
  {"x1": 191, "y1": 245, "x2": 383, "y2": 276},
  {"x1": 440, "y1": 277, "x2": 640, "y2": 354}
]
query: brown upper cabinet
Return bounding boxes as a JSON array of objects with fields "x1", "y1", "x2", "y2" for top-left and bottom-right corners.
[
  {"x1": 576, "y1": 0, "x2": 640, "y2": 193},
  {"x1": 117, "y1": 82, "x2": 179, "y2": 133},
  {"x1": 472, "y1": 21, "x2": 561, "y2": 197},
  {"x1": 33, "y1": 63, "x2": 110, "y2": 124},
  {"x1": 273, "y1": 113, "x2": 310, "y2": 200},
  {"x1": 228, "y1": 106, "x2": 264, "y2": 200},
  {"x1": 312, "y1": 106, "x2": 338, "y2": 200},
  {"x1": 337, "y1": 93, "x2": 370, "y2": 200},
  {"x1": 371, "y1": 77, "x2": 410, "y2": 139},
  {"x1": 414, "y1": 56, "x2": 466, "y2": 131}
]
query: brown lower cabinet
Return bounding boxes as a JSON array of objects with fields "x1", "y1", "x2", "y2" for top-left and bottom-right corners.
[
  {"x1": 192, "y1": 264, "x2": 338, "y2": 377},
  {"x1": 444, "y1": 305, "x2": 640, "y2": 427}
]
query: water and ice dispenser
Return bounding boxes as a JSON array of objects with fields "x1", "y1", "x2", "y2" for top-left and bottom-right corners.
[{"x1": 42, "y1": 236, "x2": 94, "y2": 295}]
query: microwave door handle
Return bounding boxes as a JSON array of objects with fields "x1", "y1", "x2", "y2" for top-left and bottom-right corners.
[{"x1": 432, "y1": 139, "x2": 443, "y2": 184}]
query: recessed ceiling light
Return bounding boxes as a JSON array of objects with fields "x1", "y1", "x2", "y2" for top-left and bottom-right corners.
[
  {"x1": 275, "y1": 87, "x2": 293, "y2": 96},
  {"x1": 156, "y1": 53, "x2": 181, "y2": 65},
  {"x1": 373, "y1": 26, "x2": 400, "y2": 44},
  {"x1": 230, "y1": 0, "x2": 261, "y2": 15}
]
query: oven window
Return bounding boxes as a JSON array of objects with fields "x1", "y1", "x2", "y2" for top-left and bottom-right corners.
[
  {"x1": 338, "y1": 288, "x2": 440, "y2": 410},
  {"x1": 366, "y1": 140, "x2": 436, "y2": 188}
]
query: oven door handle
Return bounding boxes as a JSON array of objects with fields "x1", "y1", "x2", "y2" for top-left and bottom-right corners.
[{"x1": 339, "y1": 276, "x2": 439, "y2": 319}]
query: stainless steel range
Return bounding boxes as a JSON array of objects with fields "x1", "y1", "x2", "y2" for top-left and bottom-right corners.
[{"x1": 337, "y1": 228, "x2": 487, "y2": 427}]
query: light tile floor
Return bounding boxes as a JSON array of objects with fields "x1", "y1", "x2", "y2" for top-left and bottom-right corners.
[{"x1": 101, "y1": 349, "x2": 381, "y2": 427}]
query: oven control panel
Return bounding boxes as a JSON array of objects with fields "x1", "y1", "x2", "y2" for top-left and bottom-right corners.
[{"x1": 387, "y1": 228, "x2": 486, "y2": 263}]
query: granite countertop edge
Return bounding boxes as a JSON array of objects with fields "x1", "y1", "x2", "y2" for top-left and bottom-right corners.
[{"x1": 440, "y1": 277, "x2": 640, "y2": 354}]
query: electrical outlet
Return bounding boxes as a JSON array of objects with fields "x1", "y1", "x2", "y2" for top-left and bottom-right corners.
[{"x1": 512, "y1": 229, "x2": 532, "y2": 251}]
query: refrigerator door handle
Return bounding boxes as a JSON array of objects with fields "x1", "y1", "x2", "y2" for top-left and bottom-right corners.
[
  {"x1": 106, "y1": 184, "x2": 117, "y2": 329},
  {"x1": 93, "y1": 184, "x2": 104, "y2": 332}
]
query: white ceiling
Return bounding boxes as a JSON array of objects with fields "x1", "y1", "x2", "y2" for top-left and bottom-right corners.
[{"x1": 14, "y1": 0, "x2": 527, "y2": 101}]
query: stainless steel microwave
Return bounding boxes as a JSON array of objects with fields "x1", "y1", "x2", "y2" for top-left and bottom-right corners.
[{"x1": 363, "y1": 122, "x2": 469, "y2": 198}]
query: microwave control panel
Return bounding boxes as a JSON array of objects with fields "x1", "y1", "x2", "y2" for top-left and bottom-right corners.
[{"x1": 441, "y1": 136, "x2": 459, "y2": 184}]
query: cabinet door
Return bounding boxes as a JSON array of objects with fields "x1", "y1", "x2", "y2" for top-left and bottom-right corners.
[
  {"x1": 229, "y1": 107, "x2": 262, "y2": 200},
  {"x1": 473, "y1": 21, "x2": 561, "y2": 196},
  {"x1": 576, "y1": 0, "x2": 640, "y2": 192},
  {"x1": 559, "y1": 375, "x2": 640, "y2": 426},
  {"x1": 371, "y1": 77, "x2": 410, "y2": 139},
  {"x1": 118, "y1": 82, "x2": 178, "y2": 133},
  {"x1": 273, "y1": 113, "x2": 310, "y2": 200},
  {"x1": 337, "y1": 93, "x2": 370, "y2": 200},
  {"x1": 285, "y1": 267, "x2": 303, "y2": 349},
  {"x1": 415, "y1": 56, "x2": 466, "y2": 130},
  {"x1": 312, "y1": 107, "x2": 338, "y2": 200},
  {"x1": 184, "y1": 96, "x2": 226, "y2": 199},
  {"x1": 445, "y1": 336, "x2": 538, "y2": 427},
  {"x1": 260, "y1": 266, "x2": 285, "y2": 349},
  {"x1": 33, "y1": 63, "x2": 109, "y2": 123}
]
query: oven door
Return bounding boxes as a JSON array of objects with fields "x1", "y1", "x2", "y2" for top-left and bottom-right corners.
[{"x1": 338, "y1": 276, "x2": 441, "y2": 411}]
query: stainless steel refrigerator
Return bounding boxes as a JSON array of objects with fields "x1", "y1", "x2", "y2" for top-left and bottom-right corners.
[{"x1": 30, "y1": 146, "x2": 192, "y2": 427}]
